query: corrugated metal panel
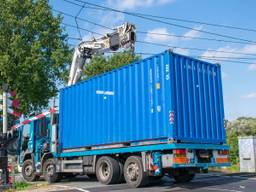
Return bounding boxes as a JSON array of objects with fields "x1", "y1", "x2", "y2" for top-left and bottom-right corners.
[
  {"x1": 171, "y1": 54, "x2": 225, "y2": 143},
  {"x1": 59, "y1": 51, "x2": 226, "y2": 150},
  {"x1": 59, "y1": 51, "x2": 172, "y2": 150}
]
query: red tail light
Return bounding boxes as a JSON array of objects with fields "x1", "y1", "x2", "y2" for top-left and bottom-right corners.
[
  {"x1": 174, "y1": 149, "x2": 187, "y2": 155},
  {"x1": 218, "y1": 150, "x2": 229, "y2": 155}
]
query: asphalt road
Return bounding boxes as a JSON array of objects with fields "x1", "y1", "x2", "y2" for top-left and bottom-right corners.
[{"x1": 54, "y1": 172, "x2": 256, "y2": 192}]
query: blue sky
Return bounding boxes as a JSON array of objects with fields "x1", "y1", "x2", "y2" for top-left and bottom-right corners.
[{"x1": 49, "y1": 0, "x2": 256, "y2": 120}]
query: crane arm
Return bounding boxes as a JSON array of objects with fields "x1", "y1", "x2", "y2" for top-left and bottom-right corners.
[{"x1": 68, "y1": 22, "x2": 136, "y2": 86}]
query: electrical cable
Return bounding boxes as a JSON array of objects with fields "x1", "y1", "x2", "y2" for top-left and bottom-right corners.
[{"x1": 70, "y1": 0, "x2": 256, "y2": 43}]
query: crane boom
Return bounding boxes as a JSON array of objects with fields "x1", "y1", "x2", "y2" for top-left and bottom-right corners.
[{"x1": 68, "y1": 22, "x2": 136, "y2": 86}]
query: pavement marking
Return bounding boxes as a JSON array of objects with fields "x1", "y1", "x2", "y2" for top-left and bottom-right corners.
[
  {"x1": 72, "y1": 187, "x2": 90, "y2": 192},
  {"x1": 223, "y1": 175, "x2": 256, "y2": 180},
  {"x1": 54, "y1": 184, "x2": 90, "y2": 192},
  {"x1": 202, "y1": 187, "x2": 242, "y2": 192}
]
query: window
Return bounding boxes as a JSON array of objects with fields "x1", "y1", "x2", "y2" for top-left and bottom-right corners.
[{"x1": 38, "y1": 118, "x2": 48, "y2": 137}]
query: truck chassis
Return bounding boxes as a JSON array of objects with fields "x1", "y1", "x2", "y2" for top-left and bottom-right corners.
[{"x1": 21, "y1": 141, "x2": 230, "y2": 188}]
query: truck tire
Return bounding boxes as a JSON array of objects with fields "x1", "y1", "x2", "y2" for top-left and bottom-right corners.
[
  {"x1": 43, "y1": 158, "x2": 60, "y2": 183},
  {"x1": 22, "y1": 159, "x2": 39, "y2": 182},
  {"x1": 172, "y1": 169, "x2": 195, "y2": 183},
  {"x1": 118, "y1": 160, "x2": 125, "y2": 183},
  {"x1": 96, "y1": 156, "x2": 120, "y2": 185},
  {"x1": 124, "y1": 156, "x2": 148, "y2": 188}
]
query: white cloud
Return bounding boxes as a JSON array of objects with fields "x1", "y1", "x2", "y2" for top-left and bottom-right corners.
[
  {"x1": 201, "y1": 46, "x2": 237, "y2": 58},
  {"x1": 100, "y1": 12, "x2": 124, "y2": 28},
  {"x1": 108, "y1": 0, "x2": 175, "y2": 10},
  {"x1": 242, "y1": 44, "x2": 256, "y2": 54},
  {"x1": 248, "y1": 64, "x2": 256, "y2": 71},
  {"x1": 145, "y1": 27, "x2": 175, "y2": 42},
  {"x1": 201, "y1": 44, "x2": 256, "y2": 64},
  {"x1": 143, "y1": 25, "x2": 206, "y2": 56},
  {"x1": 174, "y1": 48, "x2": 189, "y2": 55},
  {"x1": 82, "y1": 10, "x2": 124, "y2": 40},
  {"x1": 242, "y1": 92, "x2": 256, "y2": 99},
  {"x1": 183, "y1": 25, "x2": 203, "y2": 39}
]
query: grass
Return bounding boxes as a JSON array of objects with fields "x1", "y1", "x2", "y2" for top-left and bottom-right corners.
[
  {"x1": 224, "y1": 164, "x2": 240, "y2": 173},
  {"x1": 13, "y1": 182, "x2": 33, "y2": 191},
  {"x1": 4, "y1": 181, "x2": 48, "y2": 192},
  {"x1": 209, "y1": 163, "x2": 240, "y2": 173}
]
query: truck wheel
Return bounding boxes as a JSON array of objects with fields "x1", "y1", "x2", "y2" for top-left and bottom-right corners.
[
  {"x1": 96, "y1": 156, "x2": 120, "y2": 184},
  {"x1": 22, "y1": 159, "x2": 39, "y2": 182},
  {"x1": 43, "y1": 158, "x2": 60, "y2": 183},
  {"x1": 173, "y1": 169, "x2": 195, "y2": 183},
  {"x1": 118, "y1": 160, "x2": 125, "y2": 183},
  {"x1": 124, "y1": 156, "x2": 148, "y2": 188}
]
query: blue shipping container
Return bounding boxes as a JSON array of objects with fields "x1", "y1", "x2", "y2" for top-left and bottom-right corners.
[{"x1": 59, "y1": 51, "x2": 226, "y2": 150}]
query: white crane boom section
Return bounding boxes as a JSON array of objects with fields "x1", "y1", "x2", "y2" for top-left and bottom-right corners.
[{"x1": 68, "y1": 23, "x2": 136, "y2": 86}]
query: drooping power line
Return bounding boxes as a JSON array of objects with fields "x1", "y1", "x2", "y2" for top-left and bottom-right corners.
[
  {"x1": 53, "y1": 8, "x2": 255, "y2": 45},
  {"x1": 62, "y1": 22, "x2": 104, "y2": 36},
  {"x1": 65, "y1": 0, "x2": 256, "y2": 33},
  {"x1": 131, "y1": 52, "x2": 256, "y2": 64},
  {"x1": 70, "y1": 0, "x2": 256, "y2": 44},
  {"x1": 57, "y1": 1, "x2": 256, "y2": 65},
  {"x1": 136, "y1": 40, "x2": 256, "y2": 57},
  {"x1": 62, "y1": 22, "x2": 256, "y2": 58}
]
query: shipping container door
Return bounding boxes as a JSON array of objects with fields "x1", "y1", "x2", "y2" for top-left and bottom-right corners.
[{"x1": 171, "y1": 53, "x2": 225, "y2": 144}]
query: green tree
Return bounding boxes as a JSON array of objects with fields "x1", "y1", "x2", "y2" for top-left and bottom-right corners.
[
  {"x1": 83, "y1": 50, "x2": 140, "y2": 79},
  {"x1": 226, "y1": 130, "x2": 239, "y2": 165},
  {"x1": 0, "y1": 0, "x2": 71, "y2": 114}
]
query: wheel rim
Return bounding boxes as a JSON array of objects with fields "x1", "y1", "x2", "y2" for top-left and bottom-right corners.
[
  {"x1": 126, "y1": 162, "x2": 139, "y2": 182},
  {"x1": 25, "y1": 164, "x2": 33, "y2": 177},
  {"x1": 46, "y1": 164, "x2": 55, "y2": 177},
  {"x1": 99, "y1": 162, "x2": 110, "y2": 181}
]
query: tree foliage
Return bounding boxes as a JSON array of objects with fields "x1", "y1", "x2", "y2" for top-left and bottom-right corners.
[
  {"x1": 0, "y1": 0, "x2": 71, "y2": 114},
  {"x1": 83, "y1": 50, "x2": 140, "y2": 79}
]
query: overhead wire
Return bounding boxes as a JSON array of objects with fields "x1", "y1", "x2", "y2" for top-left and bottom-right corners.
[
  {"x1": 63, "y1": 25, "x2": 256, "y2": 62},
  {"x1": 53, "y1": 8, "x2": 113, "y2": 31},
  {"x1": 70, "y1": 0, "x2": 256, "y2": 44},
  {"x1": 77, "y1": 4, "x2": 256, "y2": 33},
  {"x1": 67, "y1": 34, "x2": 256, "y2": 63},
  {"x1": 195, "y1": 57, "x2": 254, "y2": 64},
  {"x1": 62, "y1": 22, "x2": 104, "y2": 36},
  {"x1": 58, "y1": 1, "x2": 256, "y2": 65},
  {"x1": 136, "y1": 31, "x2": 251, "y2": 45},
  {"x1": 133, "y1": 52, "x2": 255, "y2": 64},
  {"x1": 53, "y1": 8, "x2": 254, "y2": 45},
  {"x1": 74, "y1": 1, "x2": 86, "y2": 39},
  {"x1": 136, "y1": 40, "x2": 256, "y2": 57}
]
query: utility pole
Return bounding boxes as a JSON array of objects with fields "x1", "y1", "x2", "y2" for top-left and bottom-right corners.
[
  {"x1": 2, "y1": 84, "x2": 8, "y2": 135},
  {"x1": 0, "y1": 84, "x2": 9, "y2": 187}
]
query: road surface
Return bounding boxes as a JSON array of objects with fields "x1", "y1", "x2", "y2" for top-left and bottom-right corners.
[{"x1": 51, "y1": 172, "x2": 256, "y2": 192}]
